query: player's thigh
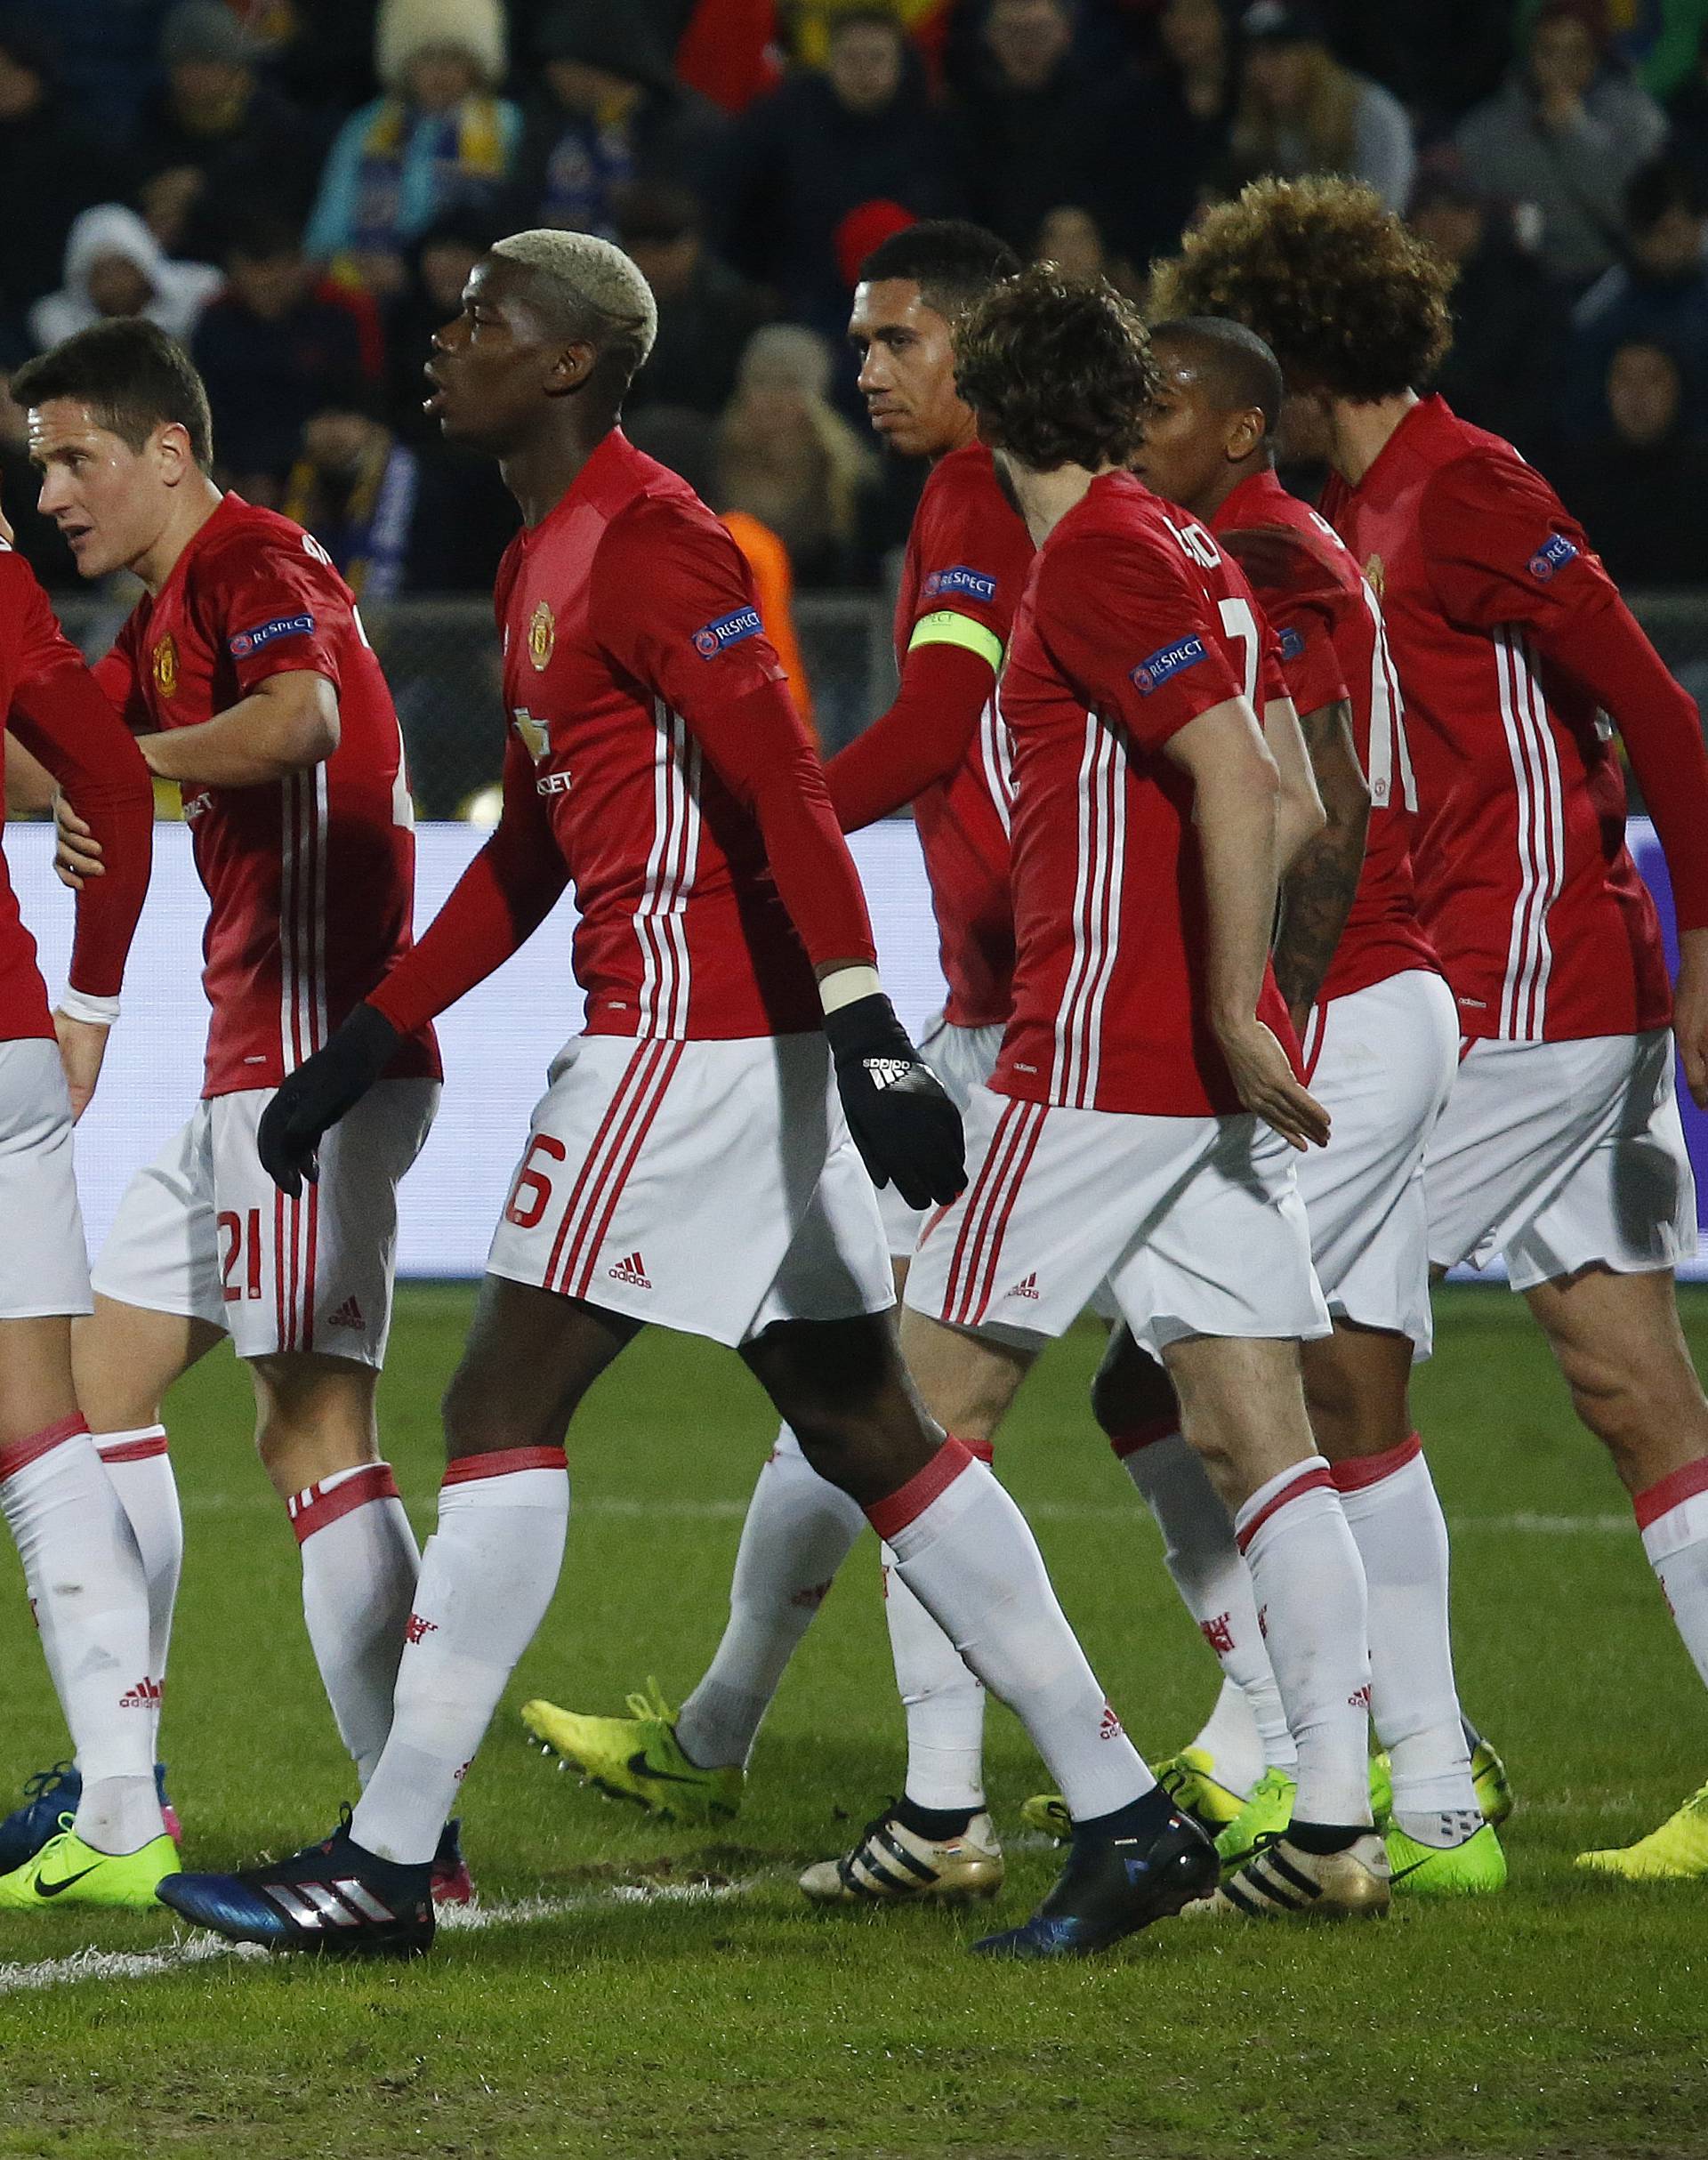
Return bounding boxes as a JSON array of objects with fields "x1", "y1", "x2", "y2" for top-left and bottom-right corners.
[
  {"x1": 441, "y1": 1274, "x2": 641, "y2": 1462},
  {"x1": 896, "y1": 1303, "x2": 1034, "y2": 1440},
  {"x1": 247, "y1": 1349, "x2": 382, "y2": 1496},
  {"x1": 74, "y1": 1295, "x2": 223, "y2": 1434},
  {"x1": 0, "y1": 1317, "x2": 79, "y2": 1446},
  {"x1": 1522, "y1": 1263, "x2": 1708, "y2": 1487},
  {"x1": 1299, "y1": 1321, "x2": 1416, "y2": 1462},
  {"x1": 1162, "y1": 1332, "x2": 1316, "y2": 1509}
]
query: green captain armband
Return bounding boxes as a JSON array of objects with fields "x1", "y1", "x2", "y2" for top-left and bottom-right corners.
[{"x1": 907, "y1": 609, "x2": 1004, "y2": 674}]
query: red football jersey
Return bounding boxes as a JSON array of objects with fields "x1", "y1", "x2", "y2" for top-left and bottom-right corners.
[
  {"x1": 0, "y1": 549, "x2": 153, "y2": 1045},
  {"x1": 95, "y1": 494, "x2": 439, "y2": 1096},
  {"x1": 994, "y1": 471, "x2": 1295, "y2": 1117},
  {"x1": 486, "y1": 430, "x2": 871, "y2": 1041},
  {"x1": 891, "y1": 442, "x2": 1033, "y2": 1027},
  {"x1": 1213, "y1": 467, "x2": 1438, "y2": 1003},
  {"x1": 1321, "y1": 396, "x2": 1708, "y2": 1042}
]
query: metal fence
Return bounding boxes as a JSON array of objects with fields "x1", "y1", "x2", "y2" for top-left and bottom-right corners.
[{"x1": 52, "y1": 586, "x2": 1702, "y2": 821}]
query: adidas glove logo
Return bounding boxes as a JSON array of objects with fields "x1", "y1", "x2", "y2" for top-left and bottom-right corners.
[{"x1": 862, "y1": 1056, "x2": 918, "y2": 1090}]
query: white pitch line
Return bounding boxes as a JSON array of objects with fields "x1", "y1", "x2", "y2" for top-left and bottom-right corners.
[
  {"x1": 0, "y1": 1878, "x2": 751, "y2": 1999},
  {"x1": 171, "y1": 1493, "x2": 1635, "y2": 1535}
]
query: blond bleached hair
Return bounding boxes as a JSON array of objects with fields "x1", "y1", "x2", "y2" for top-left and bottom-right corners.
[{"x1": 492, "y1": 230, "x2": 658, "y2": 386}]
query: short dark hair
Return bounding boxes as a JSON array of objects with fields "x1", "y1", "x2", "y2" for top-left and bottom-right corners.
[
  {"x1": 955, "y1": 266, "x2": 1159, "y2": 471},
  {"x1": 1624, "y1": 156, "x2": 1703, "y2": 236},
  {"x1": 12, "y1": 318, "x2": 214, "y2": 470},
  {"x1": 1149, "y1": 315, "x2": 1284, "y2": 433},
  {"x1": 1149, "y1": 175, "x2": 1454, "y2": 401},
  {"x1": 858, "y1": 218, "x2": 1021, "y2": 321}
]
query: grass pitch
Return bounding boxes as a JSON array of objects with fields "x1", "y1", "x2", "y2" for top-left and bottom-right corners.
[{"x1": 0, "y1": 1285, "x2": 1704, "y2": 2160}]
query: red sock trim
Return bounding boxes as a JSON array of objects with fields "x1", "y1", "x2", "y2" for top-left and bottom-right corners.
[
  {"x1": 1329, "y1": 1432, "x2": 1422, "y2": 1495},
  {"x1": 442, "y1": 1445, "x2": 568, "y2": 1488},
  {"x1": 287, "y1": 1462, "x2": 403, "y2": 1544},
  {"x1": 866, "y1": 1438, "x2": 975, "y2": 1542},
  {"x1": 0, "y1": 1414, "x2": 87, "y2": 1486},
  {"x1": 97, "y1": 1430, "x2": 169, "y2": 1466},
  {"x1": 960, "y1": 1436, "x2": 995, "y2": 1465},
  {"x1": 1633, "y1": 1453, "x2": 1708, "y2": 1531},
  {"x1": 1108, "y1": 1416, "x2": 1179, "y2": 1462},
  {"x1": 1235, "y1": 1463, "x2": 1335, "y2": 1555}
]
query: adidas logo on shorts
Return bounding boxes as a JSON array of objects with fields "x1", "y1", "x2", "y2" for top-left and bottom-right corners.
[
  {"x1": 327, "y1": 1295, "x2": 366, "y2": 1331},
  {"x1": 1011, "y1": 1272, "x2": 1040, "y2": 1300},
  {"x1": 608, "y1": 1251, "x2": 652, "y2": 1289}
]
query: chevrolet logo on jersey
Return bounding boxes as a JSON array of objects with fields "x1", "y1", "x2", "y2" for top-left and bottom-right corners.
[
  {"x1": 512, "y1": 708, "x2": 551, "y2": 763},
  {"x1": 151, "y1": 633, "x2": 178, "y2": 697},
  {"x1": 528, "y1": 600, "x2": 555, "y2": 671}
]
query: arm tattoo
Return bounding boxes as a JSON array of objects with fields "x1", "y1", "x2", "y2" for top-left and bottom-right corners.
[{"x1": 1273, "y1": 697, "x2": 1369, "y2": 1016}]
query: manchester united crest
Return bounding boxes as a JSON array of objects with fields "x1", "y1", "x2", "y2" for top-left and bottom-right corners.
[
  {"x1": 528, "y1": 600, "x2": 555, "y2": 672},
  {"x1": 1363, "y1": 553, "x2": 1385, "y2": 599},
  {"x1": 512, "y1": 707, "x2": 550, "y2": 763},
  {"x1": 151, "y1": 633, "x2": 179, "y2": 697}
]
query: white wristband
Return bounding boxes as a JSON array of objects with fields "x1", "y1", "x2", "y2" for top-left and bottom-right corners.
[
  {"x1": 818, "y1": 964, "x2": 882, "y2": 1017},
  {"x1": 55, "y1": 989, "x2": 120, "y2": 1027}
]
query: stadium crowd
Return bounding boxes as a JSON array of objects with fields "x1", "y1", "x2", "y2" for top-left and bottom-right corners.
[{"x1": 5, "y1": 0, "x2": 1708, "y2": 606}]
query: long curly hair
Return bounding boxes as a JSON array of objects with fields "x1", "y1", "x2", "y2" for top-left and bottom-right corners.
[
  {"x1": 954, "y1": 267, "x2": 1161, "y2": 471},
  {"x1": 1148, "y1": 175, "x2": 1456, "y2": 401}
]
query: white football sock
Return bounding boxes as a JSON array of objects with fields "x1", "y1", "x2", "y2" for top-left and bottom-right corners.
[
  {"x1": 1635, "y1": 1455, "x2": 1708, "y2": 1689},
  {"x1": 94, "y1": 1426, "x2": 181, "y2": 1762},
  {"x1": 288, "y1": 1462, "x2": 421, "y2": 1785},
  {"x1": 351, "y1": 1447, "x2": 569, "y2": 1866},
  {"x1": 883, "y1": 1543, "x2": 987, "y2": 1811},
  {"x1": 676, "y1": 1426, "x2": 866, "y2": 1770},
  {"x1": 0, "y1": 1417, "x2": 165, "y2": 1854},
  {"x1": 1234, "y1": 1457, "x2": 1372, "y2": 1830},
  {"x1": 1332, "y1": 1434, "x2": 1477, "y2": 1824},
  {"x1": 1114, "y1": 1423, "x2": 1294, "y2": 1789},
  {"x1": 872, "y1": 1440, "x2": 1153, "y2": 1823}
]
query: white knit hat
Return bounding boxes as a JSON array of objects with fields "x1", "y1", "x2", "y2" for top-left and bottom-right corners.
[{"x1": 375, "y1": 0, "x2": 506, "y2": 91}]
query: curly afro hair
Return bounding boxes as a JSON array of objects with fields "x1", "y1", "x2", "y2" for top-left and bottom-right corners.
[
  {"x1": 955, "y1": 266, "x2": 1161, "y2": 471},
  {"x1": 1148, "y1": 175, "x2": 1455, "y2": 402}
]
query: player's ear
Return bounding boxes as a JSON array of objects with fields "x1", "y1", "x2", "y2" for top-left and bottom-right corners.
[
  {"x1": 1227, "y1": 407, "x2": 1266, "y2": 463},
  {"x1": 150, "y1": 421, "x2": 197, "y2": 488},
  {"x1": 544, "y1": 340, "x2": 598, "y2": 399}
]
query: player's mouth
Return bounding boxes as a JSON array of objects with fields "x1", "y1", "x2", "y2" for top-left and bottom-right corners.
[
  {"x1": 866, "y1": 404, "x2": 907, "y2": 432},
  {"x1": 422, "y1": 361, "x2": 451, "y2": 416},
  {"x1": 59, "y1": 520, "x2": 95, "y2": 554}
]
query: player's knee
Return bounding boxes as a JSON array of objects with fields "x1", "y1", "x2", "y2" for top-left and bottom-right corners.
[{"x1": 1089, "y1": 1331, "x2": 1177, "y2": 1439}]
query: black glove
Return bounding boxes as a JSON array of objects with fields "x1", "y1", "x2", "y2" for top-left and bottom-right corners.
[
  {"x1": 825, "y1": 992, "x2": 966, "y2": 1211},
  {"x1": 257, "y1": 1002, "x2": 400, "y2": 1197}
]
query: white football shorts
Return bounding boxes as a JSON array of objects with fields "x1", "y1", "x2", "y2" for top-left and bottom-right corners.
[
  {"x1": 0, "y1": 1037, "x2": 92, "y2": 1320},
  {"x1": 1424, "y1": 1028, "x2": 1696, "y2": 1290},
  {"x1": 904, "y1": 1083, "x2": 1329, "y2": 1358},
  {"x1": 877, "y1": 1013, "x2": 1006, "y2": 1260},
  {"x1": 1296, "y1": 967, "x2": 1458, "y2": 1355},
  {"x1": 93, "y1": 1078, "x2": 439, "y2": 1366},
  {"x1": 486, "y1": 1032, "x2": 895, "y2": 1345}
]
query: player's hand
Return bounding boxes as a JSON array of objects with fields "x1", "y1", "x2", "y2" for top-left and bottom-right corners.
[
  {"x1": 53, "y1": 793, "x2": 102, "y2": 890},
  {"x1": 1673, "y1": 929, "x2": 1708, "y2": 1108},
  {"x1": 825, "y1": 993, "x2": 966, "y2": 1210},
  {"x1": 1216, "y1": 1017, "x2": 1332, "y2": 1151},
  {"x1": 257, "y1": 1002, "x2": 399, "y2": 1195},
  {"x1": 52, "y1": 1011, "x2": 109, "y2": 1122}
]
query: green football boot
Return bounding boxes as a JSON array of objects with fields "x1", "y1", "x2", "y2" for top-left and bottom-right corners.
[
  {"x1": 1386, "y1": 1821, "x2": 1507, "y2": 1896},
  {"x1": 521, "y1": 1680, "x2": 744, "y2": 1826},
  {"x1": 1215, "y1": 1766, "x2": 1297, "y2": 1871},
  {"x1": 1576, "y1": 1780, "x2": 1708, "y2": 1880},
  {"x1": 0, "y1": 1824, "x2": 176, "y2": 1911}
]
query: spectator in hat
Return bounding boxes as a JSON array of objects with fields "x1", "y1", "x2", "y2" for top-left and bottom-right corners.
[
  {"x1": 27, "y1": 202, "x2": 222, "y2": 353},
  {"x1": 1408, "y1": 157, "x2": 1571, "y2": 457},
  {"x1": 125, "y1": 2, "x2": 326, "y2": 261},
  {"x1": 614, "y1": 182, "x2": 773, "y2": 418},
  {"x1": 1549, "y1": 338, "x2": 1708, "y2": 584},
  {"x1": 715, "y1": 9, "x2": 963, "y2": 337},
  {"x1": 1457, "y1": 1, "x2": 1666, "y2": 285},
  {"x1": 1566, "y1": 157, "x2": 1708, "y2": 438},
  {"x1": 191, "y1": 214, "x2": 370, "y2": 500},
  {"x1": 503, "y1": 0, "x2": 724, "y2": 241},
  {"x1": 716, "y1": 322, "x2": 880, "y2": 586},
  {"x1": 0, "y1": 16, "x2": 122, "y2": 338},
  {"x1": 305, "y1": 0, "x2": 520, "y2": 298},
  {"x1": 1230, "y1": 0, "x2": 1416, "y2": 212}
]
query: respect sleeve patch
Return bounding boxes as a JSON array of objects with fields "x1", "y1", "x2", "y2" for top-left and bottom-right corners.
[
  {"x1": 1277, "y1": 624, "x2": 1306, "y2": 662},
  {"x1": 693, "y1": 606, "x2": 763, "y2": 657},
  {"x1": 923, "y1": 565, "x2": 997, "y2": 605},
  {"x1": 1129, "y1": 634, "x2": 1207, "y2": 697},
  {"x1": 1527, "y1": 532, "x2": 1579, "y2": 582},
  {"x1": 229, "y1": 613, "x2": 316, "y2": 658}
]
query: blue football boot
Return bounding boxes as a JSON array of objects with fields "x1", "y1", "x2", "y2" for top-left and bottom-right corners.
[
  {"x1": 972, "y1": 1804, "x2": 1218, "y2": 1960},
  {"x1": 0, "y1": 1761, "x2": 179, "y2": 1872},
  {"x1": 157, "y1": 1809, "x2": 433, "y2": 1958}
]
